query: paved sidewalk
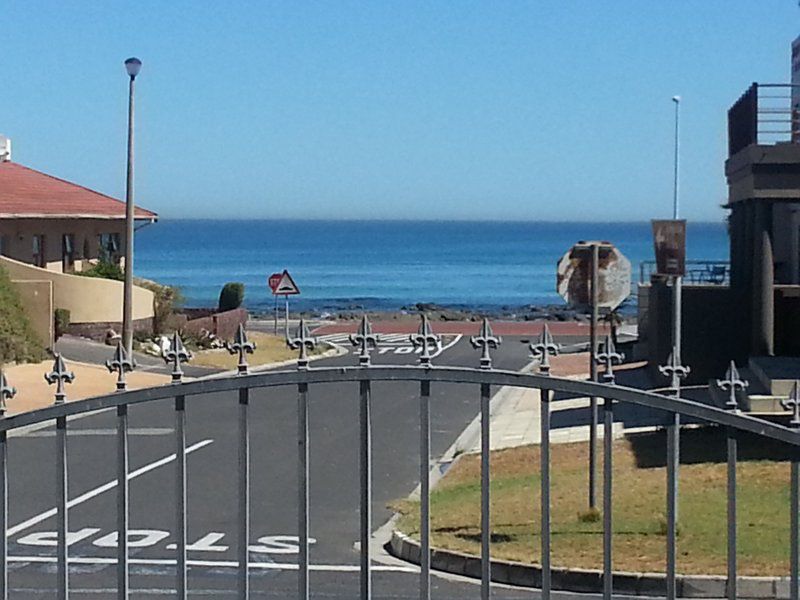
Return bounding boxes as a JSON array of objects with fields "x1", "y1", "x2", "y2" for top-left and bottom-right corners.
[{"x1": 454, "y1": 353, "x2": 648, "y2": 455}]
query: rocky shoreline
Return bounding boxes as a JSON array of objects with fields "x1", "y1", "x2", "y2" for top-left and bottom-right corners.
[{"x1": 251, "y1": 301, "x2": 636, "y2": 324}]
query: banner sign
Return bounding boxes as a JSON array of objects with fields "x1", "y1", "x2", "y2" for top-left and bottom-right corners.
[{"x1": 651, "y1": 220, "x2": 686, "y2": 277}]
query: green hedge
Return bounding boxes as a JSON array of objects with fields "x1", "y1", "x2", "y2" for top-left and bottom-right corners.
[
  {"x1": 0, "y1": 265, "x2": 47, "y2": 364},
  {"x1": 218, "y1": 282, "x2": 245, "y2": 312}
]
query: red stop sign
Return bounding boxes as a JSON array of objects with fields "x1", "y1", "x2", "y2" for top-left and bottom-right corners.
[{"x1": 268, "y1": 273, "x2": 282, "y2": 293}]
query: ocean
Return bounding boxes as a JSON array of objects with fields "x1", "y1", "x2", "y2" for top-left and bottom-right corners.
[{"x1": 134, "y1": 220, "x2": 729, "y2": 314}]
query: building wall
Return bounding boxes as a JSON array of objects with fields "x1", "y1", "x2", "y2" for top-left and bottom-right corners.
[
  {"x1": 0, "y1": 218, "x2": 127, "y2": 273},
  {"x1": 10, "y1": 279, "x2": 53, "y2": 349},
  {"x1": 0, "y1": 255, "x2": 153, "y2": 324}
]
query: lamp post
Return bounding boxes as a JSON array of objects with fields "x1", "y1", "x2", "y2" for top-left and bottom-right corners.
[
  {"x1": 671, "y1": 95, "x2": 682, "y2": 367},
  {"x1": 122, "y1": 57, "x2": 141, "y2": 357}
]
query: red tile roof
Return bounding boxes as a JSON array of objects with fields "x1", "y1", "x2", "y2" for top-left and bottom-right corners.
[{"x1": 0, "y1": 161, "x2": 157, "y2": 220}]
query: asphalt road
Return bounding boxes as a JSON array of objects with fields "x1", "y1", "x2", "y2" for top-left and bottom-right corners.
[{"x1": 10, "y1": 331, "x2": 665, "y2": 598}]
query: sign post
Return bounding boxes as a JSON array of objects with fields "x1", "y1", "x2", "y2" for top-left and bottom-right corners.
[
  {"x1": 557, "y1": 241, "x2": 631, "y2": 510},
  {"x1": 268, "y1": 270, "x2": 301, "y2": 336}
]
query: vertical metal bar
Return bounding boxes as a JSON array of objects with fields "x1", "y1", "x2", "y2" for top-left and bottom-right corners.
[
  {"x1": 175, "y1": 396, "x2": 187, "y2": 600},
  {"x1": 480, "y1": 382, "x2": 491, "y2": 600},
  {"x1": 360, "y1": 380, "x2": 371, "y2": 600},
  {"x1": 602, "y1": 398, "x2": 613, "y2": 600},
  {"x1": 727, "y1": 429, "x2": 737, "y2": 600},
  {"x1": 419, "y1": 380, "x2": 431, "y2": 600},
  {"x1": 666, "y1": 413, "x2": 680, "y2": 600},
  {"x1": 791, "y1": 459, "x2": 799, "y2": 600},
  {"x1": 238, "y1": 388, "x2": 250, "y2": 600},
  {"x1": 298, "y1": 383, "x2": 309, "y2": 600},
  {"x1": 0, "y1": 431, "x2": 7, "y2": 600},
  {"x1": 540, "y1": 388, "x2": 551, "y2": 600},
  {"x1": 117, "y1": 405, "x2": 129, "y2": 599},
  {"x1": 56, "y1": 415, "x2": 68, "y2": 600},
  {"x1": 589, "y1": 243, "x2": 599, "y2": 510}
]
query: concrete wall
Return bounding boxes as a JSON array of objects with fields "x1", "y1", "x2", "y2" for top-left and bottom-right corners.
[
  {"x1": 0, "y1": 218, "x2": 126, "y2": 273},
  {"x1": 0, "y1": 255, "x2": 153, "y2": 324},
  {"x1": 10, "y1": 279, "x2": 53, "y2": 349},
  {"x1": 646, "y1": 282, "x2": 740, "y2": 383}
]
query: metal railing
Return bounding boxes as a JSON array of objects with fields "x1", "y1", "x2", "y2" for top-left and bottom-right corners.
[
  {"x1": 639, "y1": 259, "x2": 730, "y2": 285},
  {"x1": 0, "y1": 316, "x2": 799, "y2": 600},
  {"x1": 728, "y1": 83, "x2": 800, "y2": 156}
]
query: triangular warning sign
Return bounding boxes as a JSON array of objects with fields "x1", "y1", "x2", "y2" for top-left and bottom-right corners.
[{"x1": 274, "y1": 270, "x2": 300, "y2": 295}]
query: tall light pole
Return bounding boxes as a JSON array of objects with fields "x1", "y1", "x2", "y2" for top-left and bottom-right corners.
[
  {"x1": 122, "y1": 57, "x2": 141, "y2": 357},
  {"x1": 671, "y1": 95, "x2": 681, "y2": 362}
]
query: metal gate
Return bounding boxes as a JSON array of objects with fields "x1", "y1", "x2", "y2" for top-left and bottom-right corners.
[{"x1": 0, "y1": 315, "x2": 799, "y2": 600}]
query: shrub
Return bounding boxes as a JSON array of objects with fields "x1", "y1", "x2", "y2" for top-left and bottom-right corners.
[
  {"x1": 54, "y1": 308, "x2": 71, "y2": 340},
  {"x1": 134, "y1": 278, "x2": 185, "y2": 336},
  {"x1": 0, "y1": 265, "x2": 47, "y2": 364},
  {"x1": 77, "y1": 259, "x2": 124, "y2": 281},
  {"x1": 577, "y1": 507, "x2": 601, "y2": 523},
  {"x1": 218, "y1": 282, "x2": 245, "y2": 312}
]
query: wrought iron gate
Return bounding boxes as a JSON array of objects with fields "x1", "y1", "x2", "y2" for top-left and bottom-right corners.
[{"x1": 0, "y1": 315, "x2": 799, "y2": 600}]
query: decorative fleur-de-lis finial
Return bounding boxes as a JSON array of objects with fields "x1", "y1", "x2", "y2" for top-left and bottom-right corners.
[
  {"x1": 470, "y1": 318, "x2": 501, "y2": 370},
  {"x1": 594, "y1": 334, "x2": 624, "y2": 384},
  {"x1": 226, "y1": 324, "x2": 256, "y2": 375},
  {"x1": 530, "y1": 323, "x2": 560, "y2": 375},
  {"x1": 658, "y1": 349, "x2": 690, "y2": 394},
  {"x1": 410, "y1": 314, "x2": 441, "y2": 367},
  {"x1": 781, "y1": 381, "x2": 800, "y2": 427},
  {"x1": 106, "y1": 340, "x2": 136, "y2": 391},
  {"x1": 287, "y1": 318, "x2": 317, "y2": 370},
  {"x1": 349, "y1": 315, "x2": 379, "y2": 367},
  {"x1": 162, "y1": 332, "x2": 192, "y2": 383},
  {"x1": 0, "y1": 369, "x2": 17, "y2": 417},
  {"x1": 44, "y1": 353, "x2": 76, "y2": 405},
  {"x1": 716, "y1": 360, "x2": 747, "y2": 412}
]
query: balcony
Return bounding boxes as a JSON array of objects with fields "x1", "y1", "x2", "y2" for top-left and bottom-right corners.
[{"x1": 728, "y1": 83, "x2": 800, "y2": 157}]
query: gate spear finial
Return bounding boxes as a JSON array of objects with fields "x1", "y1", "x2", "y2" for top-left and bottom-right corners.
[
  {"x1": 594, "y1": 334, "x2": 624, "y2": 384},
  {"x1": 227, "y1": 324, "x2": 256, "y2": 375},
  {"x1": 470, "y1": 318, "x2": 501, "y2": 370},
  {"x1": 410, "y1": 314, "x2": 441, "y2": 367},
  {"x1": 0, "y1": 369, "x2": 17, "y2": 417},
  {"x1": 530, "y1": 323, "x2": 560, "y2": 376},
  {"x1": 349, "y1": 315, "x2": 379, "y2": 367},
  {"x1": 45, "y1": 353, "x2": 75, "y2": 405},
  {"x1": 287, "y1": 318, "x2": 317, "y2": 370},
  {"x1": 659, "y1": 348, "x2": 690, "y2": 396},
  {"x1": 716, "y1": 360, "x2": 747, "y2": 412},
  {"x1": 106, "y1": 340, "x2": 136, "y2": 391},
  {"x1": 163, "y1": 332, "x2": 192, "y2": 383}
]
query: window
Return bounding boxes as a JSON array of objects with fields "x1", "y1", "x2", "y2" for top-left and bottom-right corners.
[
  {"x1": 62, "y1": 234, "x2": 75, "y2": 273},
  {"x1": 98, "y1": 233, "x2": 121, "y2": 265},
  {"x1": 32, "y1": 235, "x2": 46, "y2": 268}
]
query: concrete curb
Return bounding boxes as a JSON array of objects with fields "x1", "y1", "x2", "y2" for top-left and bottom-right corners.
[
  {"x1": 197, "y1": 341, "x2": 348, "y2": 379},
  {"x1": 388, "y1": 531, "x2": 789, "y2": 598}
]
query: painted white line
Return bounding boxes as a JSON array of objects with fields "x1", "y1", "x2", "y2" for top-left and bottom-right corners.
[
  {"x1": 7, "y1": 555, "x2": 417, "y2": 572},
  {"x1": 431, "y1": 334, "x2": 462, "y2": 358},
  {"x1": 8, "y1": 439, "x2": 214, "y2": 537},
  {"x1": 22, "y1": 428, "x2": 173, "y2": 438}
]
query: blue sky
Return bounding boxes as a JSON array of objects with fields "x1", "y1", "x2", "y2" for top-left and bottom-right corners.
[{"x1": 1, "y1": 1, "x2": 798, "y2": 222}]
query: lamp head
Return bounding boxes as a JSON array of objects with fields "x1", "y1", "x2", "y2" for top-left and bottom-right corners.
[
  {"x1": 124, "y1": 57, "x2": 142, "y2": 79},
  {"x1": 672, "y1": 95, "x2": 681, "y2": 104}
]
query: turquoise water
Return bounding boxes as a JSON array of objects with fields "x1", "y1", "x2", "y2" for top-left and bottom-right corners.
[{"x1": 134, "y1": 220, "x2": 729, "y2": 312}]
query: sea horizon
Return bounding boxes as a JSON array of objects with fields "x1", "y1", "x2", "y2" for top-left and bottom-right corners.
[{"x1": 135, "y1": 219, "x2": 730, "y2": 314}]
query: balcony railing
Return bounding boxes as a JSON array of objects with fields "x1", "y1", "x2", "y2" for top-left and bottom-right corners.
[
  {"x1": 728, "y1": 83, "x2": 800, "y2": 156},
  {"x1": 639, "y1": 260, "x2": 730, "y2": 285}
]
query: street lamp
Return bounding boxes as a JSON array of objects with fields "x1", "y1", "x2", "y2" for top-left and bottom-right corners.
[{"x1": 122, "y1": 57, "x2": 141, "y2": 356}]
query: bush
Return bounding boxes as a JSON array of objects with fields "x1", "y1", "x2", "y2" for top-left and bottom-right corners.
[
  {"x1": 77, "y1": 259, "x2": 124, "y2": 281},
  {"x1": 0, "y1": 265, "x2": 47, "y2": 364},
  {"x1": 218, "y1": 282, "x2": 245, "y2": 312},
  {"x1": 54, "y1": 308, "x2": 71, "y2": 340},
  {"x1": 134, "y1": 278, "x2": 185, "y2": 336}
]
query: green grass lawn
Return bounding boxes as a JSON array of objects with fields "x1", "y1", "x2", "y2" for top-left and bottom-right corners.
[{"x1": 394, "y1": 429, "x2": 793, "y2": 576}]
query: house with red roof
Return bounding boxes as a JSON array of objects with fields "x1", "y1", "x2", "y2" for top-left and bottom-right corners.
[
  {"x1": 0, "y1": 137, "x2": 157, "y2": 272},
  {"x1": 0, "y1": 136, "x2": 157, "y2": 346}
]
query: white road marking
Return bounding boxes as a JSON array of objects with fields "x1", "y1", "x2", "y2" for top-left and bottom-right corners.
[
  {"x1": 21, "y1": 428, "x2": 173, "y2": 438},
  {"x1": 8, "y1": 439, "x2": 214, "y2": 537},
  {"x1": 6, "y1": 555, "x2": 417, "y2": 572}
]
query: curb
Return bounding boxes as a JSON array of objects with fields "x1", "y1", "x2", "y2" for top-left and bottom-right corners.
[{"x1": 388, "y1": 531, "x2": 788, "y2": 598}]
